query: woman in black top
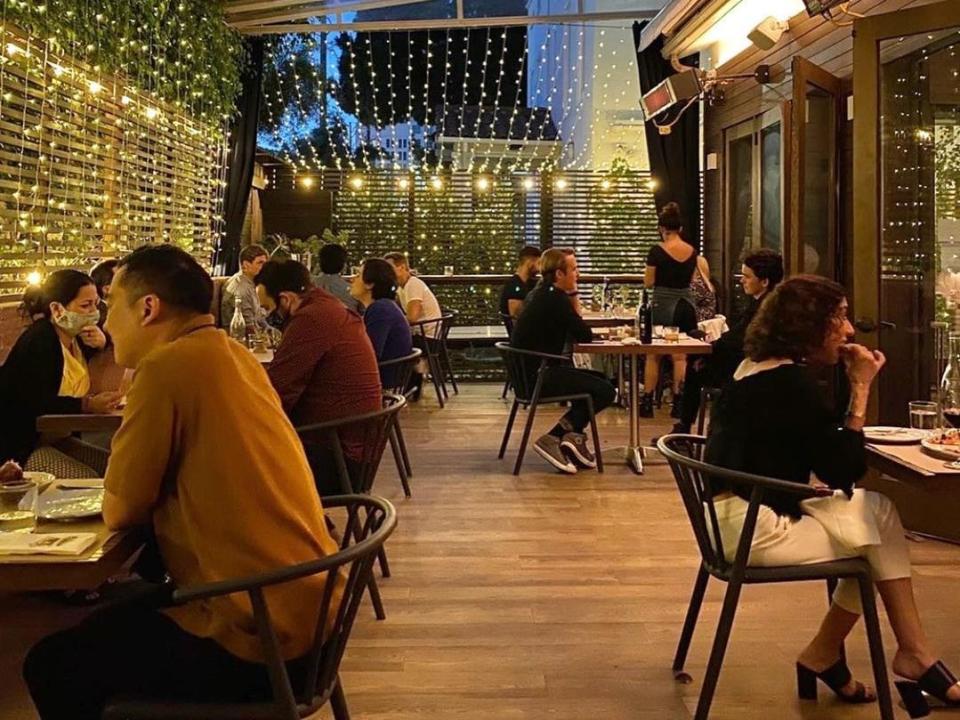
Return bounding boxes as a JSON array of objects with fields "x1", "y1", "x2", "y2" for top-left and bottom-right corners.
[
  {"x1": 641, "y1": 202, "x2": 698, "y2": 418},
  {"x1": 0, "y1": 271, "x2": 121, "y2": 472},
  {"x1": 705, "y1": 275, "x2": 960, "y2": 713}
]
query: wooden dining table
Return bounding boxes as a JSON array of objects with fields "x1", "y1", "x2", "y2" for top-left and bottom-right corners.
[
  {"x1": 574, "y1": 337, "x2": 711, "y2": 474},
  {"x1": 0, "y1": 514, "x2": 141, "y2": 593}
]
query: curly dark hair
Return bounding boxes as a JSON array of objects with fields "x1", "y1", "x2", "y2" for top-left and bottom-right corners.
[{"x1": 745, "y1": 275, "x2": 847, "y2": 362}]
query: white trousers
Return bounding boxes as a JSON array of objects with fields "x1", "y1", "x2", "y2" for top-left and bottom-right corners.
[{"x1": 712, "y1": 490, "x2": 911, "y2": 614}]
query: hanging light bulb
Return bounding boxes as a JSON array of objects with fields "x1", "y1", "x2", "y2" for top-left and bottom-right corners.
[
  {"x1": 397, "y1": 177, "x2": 410, "y2": 190},
  {"x1": 88, "y1": 79, "x2": 103, "y2": 94},
  {"x1": 430, "y1": 176, "x2": 443, "y2": 191},
  {"x1": 300, "y1": 176, "x2": 314, "y2": 189},
  {"x1": 26, "y1": 271, "x2": 43, "y2": 286},
  {"x1": 476, "y1": 176, "x2": 491, "y2": 192},
  {"x1": 555, "y1": 177, "x2": 568, "y2": 190},
  {"x1": 522, "y1": 177, "x2": 535, "y2": 191},
  {"x1": 349, "y1": 175, "x2": 364, "y2": 190}
]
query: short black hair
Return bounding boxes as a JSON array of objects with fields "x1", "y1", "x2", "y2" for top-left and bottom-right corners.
[
  {"x1": 743, "y1": 248, "x2": 784, "y2": 289},
  {"x1": 116, "y1": 245, "x2": 213, "y2": 314},
  {"x1": 90, "y1": 259, "x2": 119, "y2": 297},
  {"x1": 319, "y1": 243, "x2": 348, "y2": 274},
  {"x1": 239, "y1": 244, "x2": 268, "y2": 265},
  {"x1": 361, "y1": 258, "x2": 398, "y2": 301},
  {"x1": 519, "y1": 246, "x2": 541, "y2": 262},
  {"x1": 255, "y1": 259, "x2": 312, "y2": 303}
]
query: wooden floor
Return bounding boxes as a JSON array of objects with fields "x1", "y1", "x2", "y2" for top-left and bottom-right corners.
[{"x1": 2, "y1": 383, "x2": 960, "y2": 719}]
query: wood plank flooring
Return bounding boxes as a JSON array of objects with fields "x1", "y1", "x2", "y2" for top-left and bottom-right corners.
[{"x1": 2, "y1": 383, "x2": 960, "y2": 719}]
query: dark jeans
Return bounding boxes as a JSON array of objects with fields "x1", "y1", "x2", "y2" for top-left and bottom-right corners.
[
  {"x1": 537, "y1": 366, "x2": 616, "y2": 432},
  {"x1": 680, "y1": 357, "x2": 723, "y2": 427},
  {"x1": 23, "y1": 589, "x2": 308, "y2": 720},
  {"x1": 305, "y1": 442, "x2": 361, "y2": 496}
]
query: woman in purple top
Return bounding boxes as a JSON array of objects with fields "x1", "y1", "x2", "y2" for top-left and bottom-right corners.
[{"x1": 350, "y1": 259, "x2": 414, "y2": 387}]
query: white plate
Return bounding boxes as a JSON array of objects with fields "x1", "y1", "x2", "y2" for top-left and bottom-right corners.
[
  {"x1": 37, "y1": 489, "x2": 103, "y2": 521},
  {"x1": 22, "y1": 471, "x2": 55, "y2": 490},
  {"x1": 920, "y1": 437, "x2": 960, "y2": 460},
  {"x1": 863, "y1": 426, "x2": 927, "y2": 444}
]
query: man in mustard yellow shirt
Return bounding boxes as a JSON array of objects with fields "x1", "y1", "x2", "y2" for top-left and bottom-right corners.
[{"x1": 24, "y1": 245, "x2": 342, "y2": 720}]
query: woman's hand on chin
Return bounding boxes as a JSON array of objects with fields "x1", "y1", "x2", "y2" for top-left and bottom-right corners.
[
  {"x1": 840, "y1": 344, "x2": 886, "y2": 385},
  {"x1": 78, "y1": 325, "x2": 107, "y2": 350}
]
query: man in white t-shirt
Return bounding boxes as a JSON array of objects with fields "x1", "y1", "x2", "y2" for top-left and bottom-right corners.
[{"x1": 384, "y1": 252, "x2": 442, "y2": 337}]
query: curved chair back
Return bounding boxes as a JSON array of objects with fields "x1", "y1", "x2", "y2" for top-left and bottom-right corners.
[
  {"x1": 104, "y1": 494, "x2": 397, "y2": 720},
  {"x1": 439, "y1": 311, "x2": 457, "y2": 342},
  {"x1": 410, "y1": 316, "x2": 443, "y2": 340},
  {"x1": 499, "y1": 311, "x2": 515, "y2": 337},
  {"x1": 657, "y1": 434, "x2": 820, "y2": 578},
  {"x1": 378, "y1": 348, "x2": 422, "y2": 396},
  {"x1": 297, "y1": 393, "x2": 407, "y2": 495},
  {"x1": 495, "y1": 342, "x2": 569, "y2": 404}
]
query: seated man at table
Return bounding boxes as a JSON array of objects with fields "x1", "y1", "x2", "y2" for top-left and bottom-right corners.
[
  {"x1": 220, "y1": 243, "x2": 268, "y2": 332},
  {"x1": 499, "y1": 245, "x2": 541, "y2": 320},
  {"x1": 314, "y1": 242, "x2": 362, "y2": 314},
  {"x1": 256, "y1": 258, "x2": 382, "y2": 495},
  {"x1": 511, "y1": 248, "x2": 615, "y2": 474},
  {"x1": 384, "y1": 251, "x2": 442, "y2": 332},
  {"x1": 664, "y1": 247, "x2": 783, "y2": 438},
  {"x1": 23, "y1": 244, "x2": 342, "y2": 720}
]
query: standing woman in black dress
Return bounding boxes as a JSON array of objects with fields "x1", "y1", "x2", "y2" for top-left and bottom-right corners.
[
  {"x1": 706, "y1": 275, "x2": 960, "y2": 715},
  {"x1": 641, "y1": 202, "x2": 698, "y2": 417}
]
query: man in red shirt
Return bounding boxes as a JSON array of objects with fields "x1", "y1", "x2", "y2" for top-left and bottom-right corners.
[{"x1": 255, "y1": 259, "x2": 382, "y2": 494}]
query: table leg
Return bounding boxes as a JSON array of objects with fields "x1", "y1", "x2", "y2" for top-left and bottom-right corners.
[{"x1": 627, "y1": 355, "x2": 644, "y2": 474}]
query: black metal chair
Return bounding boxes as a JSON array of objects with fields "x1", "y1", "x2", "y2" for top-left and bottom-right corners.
[
  {"x1": 296, "y1": 394, "x2": 406, "y2": 621},
  {"x1": 656, "y1": 434, "x2": 893, "y2": 720},
  {"x1": 102, "y1": 494, "x2": 397, "y2": 720},
  {"x1": 696, "y1": 386, "x2": 722, "y2": 436},
  {"x1": 496, "y1": 342, "x2": 604, "y2": 476},
  {"x1": 499, "y1": 312, "x2": 515, "y2": 399},
  {"x1": 410, "y1": 317, "x2": 447, "y2": 407},
  {"x1": 438, "y1": 311, "x2": 459, "y2": 396},
  {"x1": 379, "y1": 349, "x2": 422, "y2": 498}
]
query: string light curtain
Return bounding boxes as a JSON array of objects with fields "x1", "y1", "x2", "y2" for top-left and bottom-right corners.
[{"x1": 0, "y1": 0, "x2": 242, "y2": 297}]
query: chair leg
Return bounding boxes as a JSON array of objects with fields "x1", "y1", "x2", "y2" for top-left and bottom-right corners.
[
  {"x1": 859, "y1": 576, "x2": 894, "y2": 720},
  {"x1": 501, "y1": 377, "x2": 511, "y2": 399},
  {"x1": 693, "y1": 577, "x2": 744, "y2": 720},
  {"x1": 499, "y1": 400, "x2": 520, "y2": 459},
  {"x1": 395, "y1": 420, "x2": 413, "y2": 477},
  {"x1": 586, "y1": 397, "x2": 603, "y2": 473},
  {"x1": 440, "y1": 342, "x2": 459, "y2": 394},
  {"x1": 673, "y1": 565, "x2": 709, "y2": 679},
  {"x1": 388, "y1": 426, "x2": 411, "y2": 498},
  {"x1": 427, "y1": 353, "x2": 445, "y2": 407},
  {"x1": 513, "y1": 402, "x2": 538, "y2": 476},
  {"x1": 330, "y1": 677, "x2": 350, "y2": 720},
  {"x1": 377, "y1": 547, "x2": 391, "y2": 578},
  {"x1": 367, "y1": 575, "x2": 386, "y2": 620}
]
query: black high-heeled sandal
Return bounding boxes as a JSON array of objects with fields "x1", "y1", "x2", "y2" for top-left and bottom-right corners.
[
  {"x1": 796, "y1": 660, "x2": 876, "y2": 703},
  {"x1": 895, "y1": 660, "x2": 960, "y2": 719}
]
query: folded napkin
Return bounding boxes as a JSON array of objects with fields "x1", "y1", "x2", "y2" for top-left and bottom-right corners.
[
  {"x1": 0, "y1": 532, "x2": 98, "y2": 556},
  {"x1": 699, "y1": 315, "x2": 729, "y2": 343}
]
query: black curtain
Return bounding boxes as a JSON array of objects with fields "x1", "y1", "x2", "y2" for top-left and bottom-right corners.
[
  {"x1": 632, "y1": 22, "x2": 701, "y2": 252},
  {"x1": 214, "y1": 37, "x2": 265, "y2": 275}
]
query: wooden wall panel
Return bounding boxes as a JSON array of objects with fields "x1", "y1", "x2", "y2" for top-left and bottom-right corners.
[{"x1": 0, "y1": 23, "x2": 226, "y2": 300}]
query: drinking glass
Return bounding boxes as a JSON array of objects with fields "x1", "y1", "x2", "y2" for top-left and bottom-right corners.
[
  {"x1": 0, "y1": 478, "x2": 38, "y2": 533},
  {"x1": 653, "y1": 325, "x2": 664, "y2": 339},
  {"x1": 664, "y1": 326, "x2": 680, "y2": 343},
  {"x1": 908, "y1": 401, "x2": 939, "y2": 430},
  {"x1": 444, "y1": 265, "x2": 455, "y2": 276},
  {"x1": 591, "y1": 285, "x2": 602, "y2": 311},
  {"x1": 618, "y1": 287, "x2": 630, "y2": 312}
]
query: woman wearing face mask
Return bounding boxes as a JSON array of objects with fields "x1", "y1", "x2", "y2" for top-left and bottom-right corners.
[{"x1": 0, "y1": 270, "x2": 121, "y2": 475}]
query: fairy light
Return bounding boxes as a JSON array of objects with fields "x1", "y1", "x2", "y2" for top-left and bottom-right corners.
[
  {"x1": 476, "y1": 27, "x2": 513, "y2": 174},
  {"x1": 492, "y1": 32, "x2": 529, "y2": 177}
]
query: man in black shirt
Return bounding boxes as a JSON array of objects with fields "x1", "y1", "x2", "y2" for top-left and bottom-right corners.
[
  {"x1": 665, "y1": 248, "x2": 783, "y2": 437},
  {"x1": 499, "y1": 245, "x2": 542, "y2": 319},
  {"x1": 511, "y1": 248, "x2": 615, "y2": 473}
]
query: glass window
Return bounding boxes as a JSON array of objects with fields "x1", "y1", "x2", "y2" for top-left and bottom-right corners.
[{"x1": 761, "y1": 122, "x2": 782, "y2": 252}]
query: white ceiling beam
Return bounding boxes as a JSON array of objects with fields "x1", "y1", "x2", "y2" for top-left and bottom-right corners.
[
  {"x1": 225, "y1": 0, "x2": 430, "y2": 17},
  {"x1": 229, "y1": 0, "x2": 429, "y2": 27},
  {"x1": 234, "y1": 9, "x2": 656, "y2": 33}
]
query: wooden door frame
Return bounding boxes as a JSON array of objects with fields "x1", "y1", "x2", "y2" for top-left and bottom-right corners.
[
  {"x1": 789, "y1": 56, "x2": 841, "y2": 278},
  {"x1": 852, "y1": 0, "x2": 960, "y2": 348}
]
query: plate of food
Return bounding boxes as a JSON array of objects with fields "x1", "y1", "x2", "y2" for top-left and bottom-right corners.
[
  {"x1": 37, "y1": 489, "x2": 103, "y2": 521},
  {"x1": 863, "y1": 426, "x2": 928, "y2": 444},
  {"x1": 920, "y1": 428, "x2": 960, "y2": 459}
]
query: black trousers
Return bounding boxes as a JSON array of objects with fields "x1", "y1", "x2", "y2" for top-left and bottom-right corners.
[
  {"x1": 23, "y1": 589, "x2": 308, "y2": 720},
  {"x1": 537, "y1": 366, "x2": 616, "y2": 432},
  {"x1": 679, "y1": 357, "x2": 723, "y2": 427}
]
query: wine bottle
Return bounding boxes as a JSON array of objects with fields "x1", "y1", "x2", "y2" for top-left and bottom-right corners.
[{"x1": 640, "y1": 289, "x2": 653, "y2": 344}]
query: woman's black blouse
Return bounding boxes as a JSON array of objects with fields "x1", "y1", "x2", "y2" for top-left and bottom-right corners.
[
  {"x1": 704, "y1": 364, "x2": 866, "y2": 518},
  {"x1": 0, "y1": 320, "x2": 96, "y2": 463},
  {"x1": 646, "y1": 244, "x2": 697, "y2": 288}
]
